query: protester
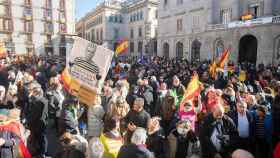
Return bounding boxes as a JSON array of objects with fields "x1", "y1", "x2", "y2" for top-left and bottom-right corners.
[
  {"x1": 88, "y1": 96, "x2": 105, "y2": 138},
  {"x1": 117, "y1": 128, "x2": 154, "y2": 158},
  {"x1": 146, "y1": 117, "x2": 166, "y2": 158},
  {"x1": 1, "y1": 55, "x2": 280, "y2": 158},
  {"x1": 124, "y1": 98, "x2": 151, "y2": 143},
  {"x1": 167, "y1": 120, "x2": 200, "y2": 158},
  {"x1": 26, "y1": 82, "x2": 48, "y2": 158},
  {"x1": 100, "y1": 117, "x2": 123, "y2": 158},
  {"x1": 228, "y1": 101, "x2": 254, "y2": 153},
  {"x1": 199, "y1": 105, "x2": 238, "y2": 158},
  {"x1": 253, "y1": 105, "x2": 272, "y2": 158}
]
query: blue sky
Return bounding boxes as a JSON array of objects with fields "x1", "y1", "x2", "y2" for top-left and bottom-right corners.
[{"x1": 75, "y1": 0, "x2": 98, "y2": 20}]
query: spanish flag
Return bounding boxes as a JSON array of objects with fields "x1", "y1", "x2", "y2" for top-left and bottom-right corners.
[
  {"x1": 0, "y1": 42, "x2": 7, "y2": 58},
  {"x1": 115, "y1": 38, "x2": 128, "y2": 56},
  {"x1": 218, "y1": 48, "x2": 230, "y2": 69},
  {"x1": 61, "y1": 68, "x2": 72, "y2": 92},
  {"x1": 179, "y1": 72, "x2": 201, "y2": 112}
]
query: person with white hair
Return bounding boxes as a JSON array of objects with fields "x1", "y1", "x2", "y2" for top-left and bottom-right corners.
[
  {"x1": 231, "y1": 149, "x2": 254, "y2": 158},
  {"x1": 117, "y1": 128, "x2": 154, "y2": 158},
  {"x1": 199, "y1": 105, "x2": 238, "y2": 158}
]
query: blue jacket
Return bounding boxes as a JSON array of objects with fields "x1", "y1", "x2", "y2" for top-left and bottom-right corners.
[{"x1": 252, "y1": 112, "x2": 272, "y2": 143}]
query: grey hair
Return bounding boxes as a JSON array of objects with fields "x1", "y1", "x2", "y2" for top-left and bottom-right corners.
[
  {"x1": 232, "y1": 149, "x2": 254, "y2": 158},
  {"x1": 131, "y1": 128, "x2": 147, "y2": 145}
]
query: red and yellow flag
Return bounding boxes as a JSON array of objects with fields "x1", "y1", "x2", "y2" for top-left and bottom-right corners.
[
  {"x1": 218, "y1": 48, "x2": 230, "y2": 69},
  {"x1": 18, "y1": 139, "x2": 32, "y2": 158},
  {"x1": 115, "y1": 38, "x2": 128, "y2": 56},
  {"x1": 209, "y1": 60, "x2": 217, "y2": 78},
  {"x1": 61, "y1": 68, "x2": 72, "y2": 92},
  {"x1": 0, "y1": 42, "x2": 7, "y2": 58},
  {"x1": 179, "y1": 72, "x2": 201, "y2": 112}
]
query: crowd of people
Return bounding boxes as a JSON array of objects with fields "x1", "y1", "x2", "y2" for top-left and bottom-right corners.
[{"x1": 0, "y1": 55, "x2": 279, "y2": 158}]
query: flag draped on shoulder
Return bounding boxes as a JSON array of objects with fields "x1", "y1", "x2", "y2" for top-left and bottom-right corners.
[
  {"x1": 61, "y1": 68, "x2": 72, "y2": 91},
  {"x1": 179, "y1": 72, "x2": 201, "y2": 112},
  {"x1": 115, "y1": 38, "x2": 128, "y2": 56}
]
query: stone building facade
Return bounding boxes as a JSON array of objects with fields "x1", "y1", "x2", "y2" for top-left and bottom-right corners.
[
  {"x1": 0, "y1": 0, "x2": 75, "y2": 56},
  {"x1": 158, "y1": 0, "x2": 280, "y2": 65},
  {"x1": 76, "y1": 0, "x2": 158, "y2": 56}
]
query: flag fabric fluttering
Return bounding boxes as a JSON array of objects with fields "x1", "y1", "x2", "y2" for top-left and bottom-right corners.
[
  {"x1": 209, "y1": 48, "x2": 230, "y2": 78},
  {"x1": 209, "y1": 60, "x2": 217, "y2": 78},
  {"x1": 115, "y1": 38, "x2": 128, "y2": 56},
  {"x1": 0, "y1": 42, "x2": 7, "y2": 58},
  {"x1": 179, "y1": 72, "x2": 201, "y2": 112},
  {"x1": 60, "y1": 68, "x2": 72, "y2": 92},
  {"x1": 18, "y1": 139, "x2": 32, "y2": 158},
  {"x1": 218, "y1": 48, "x2": 230, "y2": 69}
]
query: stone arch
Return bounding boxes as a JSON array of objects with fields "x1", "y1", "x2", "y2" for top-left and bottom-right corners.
[
  {"x1": 214, "y1": 38, "x2": 224, "y2": 59},
  {"x1": 163, "y1": 42, "x2": 169, "y2": 58},
  {"x1": 176, "y1": 41, "x2": 184, "y2": 58},
  {"x1": 191, "y1": 39, "x2": 201, "y2": 61},
  {"x1": 273, "y1": 35, "x2": 280, "y2": 64},
  {"x1": 238, "y1": 34, "x2": 258, "y2": 64}
]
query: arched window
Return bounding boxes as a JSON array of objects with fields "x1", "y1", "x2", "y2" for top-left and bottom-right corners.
[{"x1": 215, "y1": 39, "x2": 224, "y2": 58}]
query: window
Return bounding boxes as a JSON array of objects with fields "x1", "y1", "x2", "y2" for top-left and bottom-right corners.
[
  {"x1": 164, "y1": 0, "x2": 168, "y2": 6},
  {"x1": 250, "y1": 5, "x2": 259, "y2": 19},
  {"x1": 44, "y1": 9, "x2": 52, "y2": 20},
  {"x1": 91, "y1": 29, "x2": 95, "y2": 42},
  {"x1": 59, "y1": 12, "x2": 66, "y2": 23},
  {"x1": 45, "y1": 0, "x2": 52, "y2": 9},
  {"x1": 114, "y1": 28, "x2": 119, "y2": 39},
  {"x1": 119, "y1": 15, "x2": 122, "y2": 23},
  {"x1": 25, "y1": 0, "x2": 31, "y2": 6},
  {"x1": 130, "y1": 29, "x2": 134, "y2": 39},
  {"x1": 45, "y1": 35, "x2": 52, "y2": 44},
  {"x1": 24, "y1": 8, "x2": 32, "y2": 20},
  {"x1": 138, "y1": 27, "x2": 142, "y2": 37},
  {"x1": 24, "y1": 20, "x2": 33, "y2": 32},
  {"x1": 59, "y1": 0, "x2": 65, "y2": 9},
  {"x1": 96, "y1": 30, "x2": 99, "y2": 41},
  {"x1": 25, "y1": 34, "x2": 32, "y2": 42},
  {"x1": 177, "y1": 19, "x2": 183, "y2": 32},
  {"x1": 220, "y1": 8, "x2": 231, "y2": 24},
  {"x1": 138, "y1": 41, "x2": 143, "y2": 53},
  {"x1": 155, "y1": 10, "x2": 158, "y2": 19},
  {"x1": 0, "y1": 19, "x2": 12, "y2": 31},
  {"x1": 130, "y1": 16, "x2": 132, "y2": 22},
  {"x1": 59, "y1": 23, "x2": 66, "y2": 33},
  {"x1": 114, "y1": 15, "x2": 118, "y2": 23},
  {"x1": 130, "y1": 42, "x2": 134, "y2": 53},
  {"x1": 45, "y1": 22, "x2": 53, "y2": 33},
  {"x1": 100, "y1": 29, "x2": 103, "y2": 41},
  {"x1": 140, "y1": 11, "x2": 143, "y2": 20},
  {"x1": 192, "y1": 16, "x2": 199, "y2": 27},
  {"x1": 0, "y1": 5, "x2": 10, "y2": 16},
  {"x1": 109, "y1": 16, "x2": 113, "y2": 22},
  {"x1": 177, "y1": 0, "x2": 183, "y2": 5}
]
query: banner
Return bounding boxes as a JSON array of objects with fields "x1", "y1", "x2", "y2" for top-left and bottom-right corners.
[{"x1": 67, "y1": 37, "x2": 114, "y2": 105}]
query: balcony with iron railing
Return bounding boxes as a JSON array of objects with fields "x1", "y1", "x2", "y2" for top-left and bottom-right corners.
[
  {"x1": 272, "y1": 15, "x2": 280, "y2": 24},
  {"x1": 206, "y1": 24, "x2": 227, "y2": 31}
]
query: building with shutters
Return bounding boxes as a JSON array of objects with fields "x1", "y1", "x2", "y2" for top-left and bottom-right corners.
[
  {"x1": 158, "y1": 0, "x2": 280, "y2": 65},
  {"x1": 0, "y1": 0, "x2": 75, "y2": 56},
  {"x1": 76, "y1": 0, "x2": 158, "y2": 56}
]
